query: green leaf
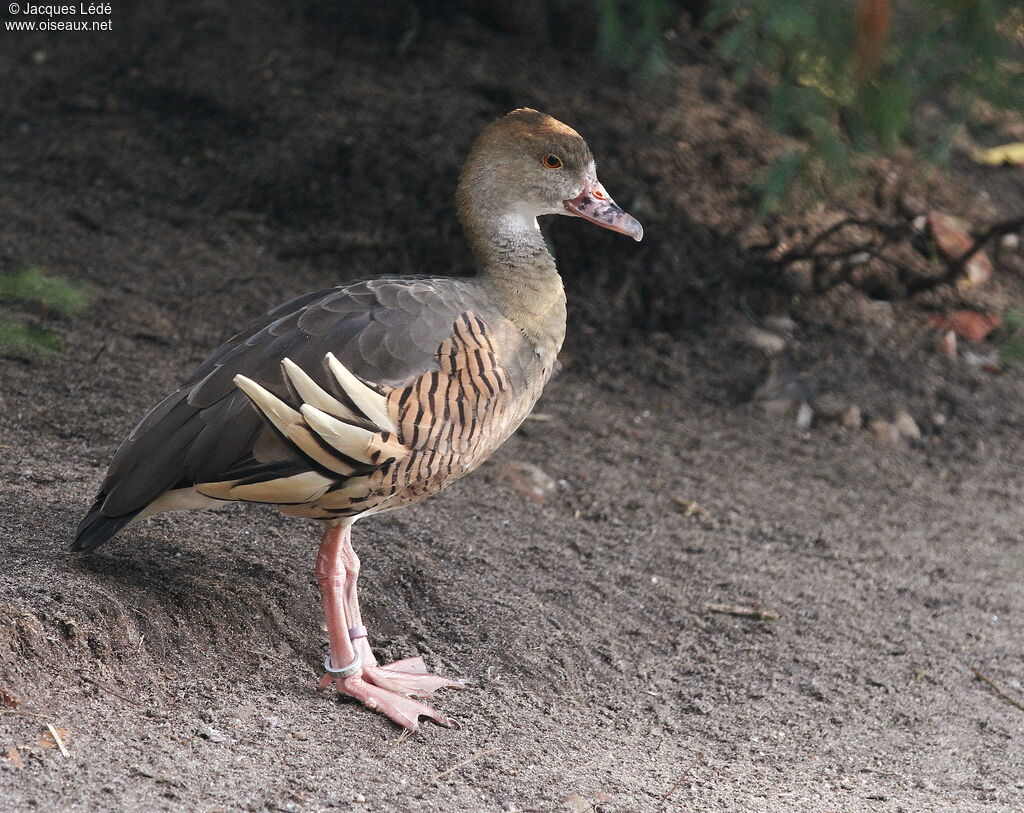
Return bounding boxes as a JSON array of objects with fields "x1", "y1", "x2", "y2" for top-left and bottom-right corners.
[{"x1": 755, "y1": 148, "x2": 806, "y2": 213}]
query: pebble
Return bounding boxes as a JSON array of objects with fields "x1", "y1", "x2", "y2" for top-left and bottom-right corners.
[
  {"x1": 490, "y1": 461, "x2": 557, "y2": 505},
  {"x1": 762, "y1": 315, "x2": 797, "y2": 336},
  {"x1": 1000, "y1": 232, "x2": 1020, "y2": 252},
  {"x1": 795, "y1": 402, "x2": 814, "y2": 429},
  {"x1": 196, "y1": 725, "x2": 227, "y2": 743},
  {"x1": 783, "y1": 260, "x2": 814, "y2": 293},
  {"x1": 744, "y1": 326, "x2": 787, "y2": 354},
  {"x1": 869, "y1": 420, "x2": 902, "y2": 445},
  {"x1": 840, "y1": 405, "x2": 862, "y2": 429},
  {"x1": 894, "y1": 411, "x2": 921, "y2": 441}
]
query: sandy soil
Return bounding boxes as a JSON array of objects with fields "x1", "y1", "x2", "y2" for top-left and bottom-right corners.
[{"x1": 2, "y1": 2, "x2": 1024, "y2": 811}]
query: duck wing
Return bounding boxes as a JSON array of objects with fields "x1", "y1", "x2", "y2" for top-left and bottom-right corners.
[{"x1": 73, "y1": 276, "x2": 494, "y2": 551}]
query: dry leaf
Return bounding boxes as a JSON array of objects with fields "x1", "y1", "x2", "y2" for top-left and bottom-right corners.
[
  {"x1": 928, "y1": 212, "x2": 993, "y2": 288},
  {"x1": 38, "y1": 726, "x2": 71, "y2": 754},
  {"x1": 6, "y1": 745, "x2": 25, "y2": 770},
  {"x1": 673, "y1": 497, "x2": 710, "y2": 521},
  {"x1": 854, "y1": 0, "x2": 891, "y2": 81},
  {"x1": 931, "y1": 311, "x2": 1002, "y2": 343},
  {"x1": 0, "y1": 689, "x2": 19, "y2": 709},
  {"x1": 971, "y1": 143, "x2": 1024, "y2": 167}
]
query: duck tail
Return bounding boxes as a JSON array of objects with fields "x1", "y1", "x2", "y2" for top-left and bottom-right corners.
[{"x1": 71, "y1": 497, "x2": 138, "y2": 553}]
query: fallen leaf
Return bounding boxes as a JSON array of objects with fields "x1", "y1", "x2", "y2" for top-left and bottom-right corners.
[
  {"x1": 854, "y1": 0, "x2": 891, "y2": 81},
  {"x1": 927, "y1": 212, "x2": 993, "y2": 287},
  {"x1": 6, "y1": 745, "x2": 25, "y2": 770},
  {"x1": 931, "y1": 311, "x2": 1002, "y2": 343},
  {"x1": 971, "y1": 143, "x2": 1024, "y2": 167},
  {"x1": 0, "y1": 689, "x2": 19, "y2": 709},
  {"x1": 673, "y1": 497, "x2": 710, "y2": 521}
]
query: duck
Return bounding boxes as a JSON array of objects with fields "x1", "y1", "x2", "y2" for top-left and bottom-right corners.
[{"x1": 73, "y1": 109, "x2": 643, "y2": 731}]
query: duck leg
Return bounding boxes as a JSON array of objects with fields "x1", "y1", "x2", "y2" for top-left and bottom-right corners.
[{"x1": 316, "y1": 525, "x2": 462, "y2": 731}]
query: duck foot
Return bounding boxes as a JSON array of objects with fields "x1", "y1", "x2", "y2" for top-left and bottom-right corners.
[
  {"x1": 315, "y1": 525, "x2": 464, "y2": 731},
  {"x1": 319, "y1": 671, "x2": 459, "y2": 731},
  {"x1": 361, "y1": 656, "x2": 468, "y2": 698}
]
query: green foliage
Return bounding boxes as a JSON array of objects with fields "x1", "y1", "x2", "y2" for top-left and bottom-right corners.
[
  {"x1": 595, "y1": 1, "x2": 1024, "y2": 207},
  {"x1": 0, "y1": 267, "x2": 89, "y2": 356},
  {"x1": 999, "y1": 309, "x2": 1024, "y2": 364},
  {"x1": 0, "y1": 267, "x2": 89, "y2": 316},
  {"x1": 705, "y1": 0, "x2": 1024, "y2": 208},
  {"x1": 0, "y1": 321, "x2": 63, "y2": 355},
  {"x1": 595, "y1": 0, "x2": 676, "y2": 77}
]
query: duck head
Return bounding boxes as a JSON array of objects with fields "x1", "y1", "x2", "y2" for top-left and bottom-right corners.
[{"x1": 457, "y1": 109, "x2": 643, "y2": 243}]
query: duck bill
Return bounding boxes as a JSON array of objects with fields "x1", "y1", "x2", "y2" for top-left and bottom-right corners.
[{"x1": 563, "y1": 181, "x2": 643, "y2": 242}]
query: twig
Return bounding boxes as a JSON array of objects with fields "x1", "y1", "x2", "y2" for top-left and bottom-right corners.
[
  {"x1": 388, "y1": 728, "x2": 413, "y2": 749},
  {"x1": 772, "y1": 216, "x2": 910, "y2": 267},
  {"x1": 706, "y1": 603, "x2": 779, "y2": 621},
  {"x1": 0, "y1": 708, "x2": 51, "y2": 719},
  {"x1": 971, "y1": 667, "x2": 1024, "y2": 712},
  {"x1": 950, "y1": 213, "x2": 1024, "y2": 273},
  {"x1": 423, "y1": 746, "x2": 498, "y2": 788},
  {"x1": 80, "y1": 674, "x2": 141, "y2": 707},
  {"x1": 660, "y1": 751, "x2": 703, "y2": 810},
  {"x1": 46, "y1": 723, "x2": 70, "y2": 757}
]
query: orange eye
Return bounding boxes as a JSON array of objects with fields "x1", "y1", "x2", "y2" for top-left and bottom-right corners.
[
  {"x1": 542, "y1": 154, "x2": 563, "y2": 169},
  {"x1": 592, "y1": 187, "x2": 606, "y2": 199}
]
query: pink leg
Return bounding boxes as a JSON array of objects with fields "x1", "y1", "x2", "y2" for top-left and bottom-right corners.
[
  {"x1": 337, "y1": 527, "x2": 467, "y2": 699},
  {"x1": 315, "y1": 525, "x2": 463, "y2": 731}
]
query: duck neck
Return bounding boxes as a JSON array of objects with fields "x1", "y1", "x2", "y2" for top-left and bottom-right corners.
[{"x1": 463, "y1": 207, "x2": 567, "y2": 354}]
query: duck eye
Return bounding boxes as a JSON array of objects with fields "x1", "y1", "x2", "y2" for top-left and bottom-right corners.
[{"x1": 542, "y1": 154, "x2": 563, "y2": 170}]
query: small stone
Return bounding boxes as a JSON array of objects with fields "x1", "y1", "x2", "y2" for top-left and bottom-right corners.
[
  {"x1": 491, "y1": 461, "x2": 557, "y2": 505},
  {"x1": 902, "y1": 195, "x2": 928, "y2": 218},
  {"x1": 744, "y1": 326, "x2": 787, "y2": 354},
  {"x1": 762, "y1": 315, "x2": 797, "y2": 336},
  {"x1": 1000, "y1": 232, "x2": 1020, "y2": 252},
  {"x1": 937, "y1": 330, "x2": 957, "y2": 359},
  {"x1": 840, "y1": 405, "x2": 862, "y2": 429},
  {"x1": 894, "y1": 411, "x2": 921, "y2": 441},
  {"x1": 783, "y1": 260, "x2": 815, "y2": 294},
  {"x1": 562, "y1": 795, "x2": 591, "y2": 813},
  {"x1": 795, "y1": 402, "x2": 814, "y2": 429},
  {"x1": 912, "y1": 215, "x2": 928, "y2": 232},
  {"x1": 197, "y1": 725, "x2": 227, "y2": 743},
  {"x1": 355, "y1": 794, "x2": 366, "y2": 804},
  {"x1": 869, "y1": 420, "x2": 902, "y2": 445}
]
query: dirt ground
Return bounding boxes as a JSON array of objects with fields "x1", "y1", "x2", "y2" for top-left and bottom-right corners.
[{"x1": 2, "y1": 2, "x2": 1024, "y2": 811}]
